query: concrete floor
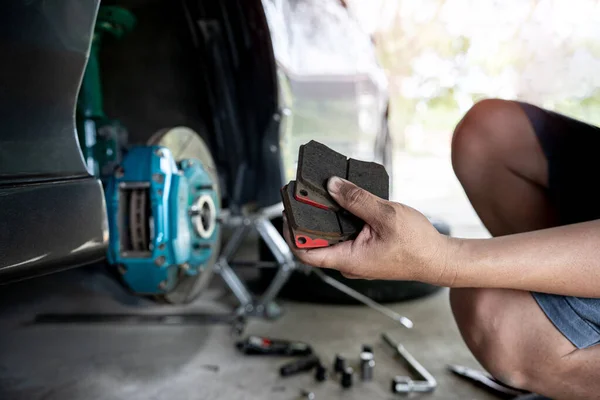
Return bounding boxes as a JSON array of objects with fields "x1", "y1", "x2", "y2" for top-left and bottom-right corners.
[{"x1": 0, "y1": 262, "x2": 499, "y2": 400}]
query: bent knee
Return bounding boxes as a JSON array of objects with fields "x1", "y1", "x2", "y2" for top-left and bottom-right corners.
[
  {"x1": 450, "y1": 288, "x2": 540, "y2": 389},
  {"x1": 451, "y1": 99, "x2": 524, "y2": 178}
]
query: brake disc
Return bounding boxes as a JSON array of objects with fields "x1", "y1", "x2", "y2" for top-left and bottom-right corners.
[{"x1": 148, "y1": 126, "x2": 221, "y2": 304}]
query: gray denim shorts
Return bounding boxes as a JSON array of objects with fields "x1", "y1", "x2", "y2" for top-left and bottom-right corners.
[{"x1": 518, "y1": 101, "x2": 600, "y2": 349}]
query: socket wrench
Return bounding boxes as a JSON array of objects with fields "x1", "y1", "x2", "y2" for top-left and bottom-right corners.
[{"x1": 382, "y1": 333, "x2": 437, "y2": 393}]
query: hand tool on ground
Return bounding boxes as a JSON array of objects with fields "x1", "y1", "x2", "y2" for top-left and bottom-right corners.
[
  {"x1": 341, "y1": 367, "x2": 354, "y2": 388},
  {"x1": 236, "y1": 335, "x2": 313, "y2": 356},
  {"x1": 360, "y1": 349, "x2": 375, "y2": 381},
  {"x1": 312, "y1": 268, "x2": 414, "y2": 328},
  {"x1": 448, "y1": 364, "x2": 529, "y2": 398},
  {"x1": 315, "y1": 363, "x2": 328, "y2": 382},
  {"x1": 383, "y1": 333, "x2": 437, "y2": 394},
  {"x1": 333, "y1": 354, "x2": 346, "y2": 373},
  {"x1": 360, "y1": 359, "x2": 375, "y2": 381},
  {"x1": 280, "y1": 355, "x2": 321, "y2": 377},
  {"x1": 360, "y1": 348, "x2": 374, "y2": 365}
]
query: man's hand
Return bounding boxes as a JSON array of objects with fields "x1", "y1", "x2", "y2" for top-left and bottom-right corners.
[{"x1": 283, "y1": 176, "x2": 457, "y2": 284}]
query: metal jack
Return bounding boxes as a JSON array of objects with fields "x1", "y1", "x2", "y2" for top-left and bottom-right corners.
[
  {"x1": 383, "y1": 333, "x2": 437, "y2": 394},
  {"x1": 217, "y1": 202, "x2": 414, "y2": 328},
  {"x1": 214, "y1": 203, "x2": 295, "y2": 320}
]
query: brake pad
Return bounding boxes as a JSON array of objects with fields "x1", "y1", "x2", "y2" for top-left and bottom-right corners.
[
  {"x1": 295, "y1": 140, "x2": 389, "y2": 210},
  {"x1": 282, "y1": 140, "x2": 389, "y2": 249},
  {"x1": 346, "y1": 159, "x2": 389, "y2": 200},
  {"x1": 281, "y1": 181, "x2": 362, "y2": 248}
]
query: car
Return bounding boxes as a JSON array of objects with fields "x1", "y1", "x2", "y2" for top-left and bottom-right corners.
[
  {"x1": 0, "y1": 0, "x2": 109, "y2": 284},
  {"x1": 1, "y1": 0, "x2": 287, "y2": 294},
  {"x1": 0, "y1": 0, "x2": 445, "y2": 305}
]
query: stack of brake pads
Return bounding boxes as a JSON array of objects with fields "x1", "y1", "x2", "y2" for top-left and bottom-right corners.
[{"x1": 281, "y1": 140, "x2": 389, "y2": 249}]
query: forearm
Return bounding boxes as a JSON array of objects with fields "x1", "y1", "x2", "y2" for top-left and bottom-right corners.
[{"x1": 444, "y1": 219, "x2": 600, "y2": 298}]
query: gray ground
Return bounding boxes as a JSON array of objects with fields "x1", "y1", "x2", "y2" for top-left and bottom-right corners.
[
  {"x1": 0, "y1": 265, "x2": 497, "y2": 400},
  {"x1": 0, "y1": 151, "x2": 500, "y2": 400}
]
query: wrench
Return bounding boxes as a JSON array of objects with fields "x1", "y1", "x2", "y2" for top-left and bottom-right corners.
[{"x1": 382, "y1": 333, "x2": 437, "y2": 393}]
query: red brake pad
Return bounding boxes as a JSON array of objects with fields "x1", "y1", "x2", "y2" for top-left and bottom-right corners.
[
  {"x1": 281, "y1": 181, "x2": 362, "y2": 248},
  {"x1": 295, "y1": 140, "x2": 389, "y2": 210}
]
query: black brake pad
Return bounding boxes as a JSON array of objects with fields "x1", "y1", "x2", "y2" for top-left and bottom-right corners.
[
  {"x1": 281, "y1": 181, "x2": 362, "y2": 248},
  {"x1": 295, "y1": 140, "x2": 389, "y2": 210},
  {"x1": 283, "y1": 141, "x2": 389, "y2": 249},
  {"x1": 295, "y1": 141, "x2": 347, "y2": 210},
  {"x1": 346, "y1": 159, "x2": 389, "y2": 200}
]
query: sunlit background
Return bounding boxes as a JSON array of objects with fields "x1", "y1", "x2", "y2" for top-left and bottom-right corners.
[{"x1": 272, "y1": 0, "x2": 600, "y2": 239}]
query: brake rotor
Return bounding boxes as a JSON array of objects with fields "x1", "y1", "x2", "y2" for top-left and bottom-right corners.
[{"x1": 148, "y1": 126, "x2": 221, "y2": 304}]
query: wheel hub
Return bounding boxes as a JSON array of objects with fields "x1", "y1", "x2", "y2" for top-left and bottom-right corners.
[{"x1": 191, "y1": 194, "x2": 217, "y2": 239}]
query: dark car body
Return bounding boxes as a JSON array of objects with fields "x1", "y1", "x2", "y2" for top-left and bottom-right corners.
[
  {"x1": 0, "y1": 0, "x2": 391, "y2": 283},
  {"x1": 0, "y1": 0, "x2": 108, "y2": 283}
]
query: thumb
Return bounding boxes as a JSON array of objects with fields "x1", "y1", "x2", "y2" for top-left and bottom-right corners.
[
  {"x1": 327, "y1": 177, "x2": 383, "y2": 223},
  {"x1": 283, "y1": 212, "x2": 357, "y2": 271},
  {"x1": 293, "y1": 241, "x2": 358, "y2": 273}
]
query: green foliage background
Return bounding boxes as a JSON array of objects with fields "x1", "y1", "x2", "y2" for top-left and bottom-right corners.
[{"x1": 372, "y1": 0, "x2": 600, "y2": 151}]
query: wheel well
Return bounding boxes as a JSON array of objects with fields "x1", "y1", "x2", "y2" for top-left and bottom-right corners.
[{"x1": 99, "y1": 0, "x2": 282, "y2": 207}]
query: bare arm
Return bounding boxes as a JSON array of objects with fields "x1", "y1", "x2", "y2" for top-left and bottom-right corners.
[
  {"x1": 285, "y1": 177, "x2": 600, "y2": 299},
  {"x1": 448, "y1": 220, "x2": 600, "y2": 298}
]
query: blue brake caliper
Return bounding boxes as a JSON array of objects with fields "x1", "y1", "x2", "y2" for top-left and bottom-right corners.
[{"x1": 105, "y1": 145, "x2": 219, "y2": 295}]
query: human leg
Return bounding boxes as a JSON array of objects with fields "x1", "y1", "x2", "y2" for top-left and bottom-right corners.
[{"x1": 449, "y1": 99, "x2": 600, "y2": 399}]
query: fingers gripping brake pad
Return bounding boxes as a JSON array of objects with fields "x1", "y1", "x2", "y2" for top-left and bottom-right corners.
[
  {"x1": 295, "y1": 140, "x2": 389, "y2": 210},
  {"x1": 282, "y1": 182, "x2": 361, "y2": 248}
]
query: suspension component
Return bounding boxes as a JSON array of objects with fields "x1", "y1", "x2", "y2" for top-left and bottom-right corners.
[{"x1": 76, "y1": 6, "x2": 135, "y2": 181}]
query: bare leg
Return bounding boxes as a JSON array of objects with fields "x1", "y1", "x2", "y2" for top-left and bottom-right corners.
[
  {"x1": 449, "y1": 100, "x2": 600, "y2": 399},
  {"x1": 452, "y1": 287, "x2": 600, "y2": 399},
  {"x1": 451, "y1": 99, "x2": 557, "y2": 235}
]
